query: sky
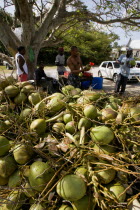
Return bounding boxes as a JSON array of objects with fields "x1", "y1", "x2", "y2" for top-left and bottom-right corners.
[{"x1": 0, "y1": 0, "x2": 140, "y2": 46}]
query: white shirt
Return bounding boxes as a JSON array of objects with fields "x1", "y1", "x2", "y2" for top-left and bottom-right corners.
[
  {"x1": 15, "y1": 52, "x2": 28, "y2": 76},
  {"x1": 55, "y1": 54, "x2": 66, "y2": 72}
]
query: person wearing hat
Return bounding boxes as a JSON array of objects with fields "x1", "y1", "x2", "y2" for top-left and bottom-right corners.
[
  {"x1": 55, "y1": 47, "x2": 66, "y2": 75},
  {"x1": 114, "y1": 47, "x2": 135, "y2": 95}
]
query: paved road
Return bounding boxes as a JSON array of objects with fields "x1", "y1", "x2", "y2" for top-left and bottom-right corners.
[{"x1": 1, "y1": 66, "x2": 140, "y2": 95}]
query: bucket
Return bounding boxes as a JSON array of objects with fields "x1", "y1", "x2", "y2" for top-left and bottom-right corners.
[
  {"x1": 81, "y1": 80, "x2": 91, "y2": 90},
  {"x1": 91, "y1": 77, "x2": 103, "y2": 90}
]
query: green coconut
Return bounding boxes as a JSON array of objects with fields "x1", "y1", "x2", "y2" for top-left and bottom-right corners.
[
  {"x1": 83, "y1": 105, "x2": 97, "y2": 120},
  {"x1": 47, "y1": 97, "x2": 66, "y2": 115},
  {"x1": 130, "y1": 107, "x2": 140, "y2": 122},
  {"x1": 0, "y1": 136, "x2": 10, "y2": 156},
  {"x1": 5, "y1": 190, "x2": 26, "y2": 210},
  {"x1": 65, "y1": 121, "x2": 77, "y2": 134},
  {"x1": 72, "y1": 195, "x2": 94, "y2": 210},
  {"x1": 59, "y1": 205, "x2": 73, "y2": 210},
  {"x1": 13, "y1": 143, "x2": 33, "y2": 165},
  {"x1": 28, "y1": 92, "x2": 41, "y2": 105},
  {"x1": 19, "y1": 108, "x2": 32, "y2": 120},
  {"x1": 70, "y1": 89, "x2": 81, "y2": 96},
  {"x1": 116, "y1": 112, "x2": 125, "y2": 124},
  {"x1": 34, "y1": 101, "x2": 46, "y2": 114},
  {"x1": 63, "y1": 113, "x2": 73, "y2": 124},
  {"x1": 93, "y1": 144, "x2": 116, "y2": 154},
  {"x1": 29, "y1": 203, "x2": 45, "y2": 210},
  {"x1": 0, "y1": 79, "x2": 9, "y2": 90},
  {"x1": 107, "y1": 182, "x2": 126, "y2": 202},
  {"x1": 52, "y1": 123, "x2": 65, "y2": 133},
  {"x1": 0, "y1": 156, "x2": 17, "y2": 178},
  {"x1": 14, "y1": 92, "x2": 27, "y2": 105},
  {"x1": 94, "y1": 161, "x2": 116, "y2": 184},
  {"x1": 56, "y1": 174, "x2": 87, "y2": 201},
  {"x1": 62, "y1": 85, "x2": 75, "y2": 95},
  {"x1": 75, "y1": 166, "x2": 88, "y2": 178},
  {"x1": 101, "y1": 108, "x2": 117, "y2": 122},
  {"x1": 16, "y1": 81, "x2": 31, "y2": 88},
  {"x1": 82, "y1": 91, "x2": 101, "y2": 101},
  {"x1": 0, "y1": 175, "x2": 8, "y2": 185},
  {"x1": 78, "y1": 118, "x2": 92, "y2": 130},
  {"x1": 21, "y1": 85, "x2": 35, "y2": 94},
  {"x1": 90, "y1": 126, "x2": 114, "y2": 145},
  {"x1": 49, "y1": 92, "x2": 65, "y2": 99},
  {"x1": 30, "y1": 119, "x2": 46, "y2": 135},
  {"x1": 77, "y1": 96, "x2": 90, "y2": 105},
  {"x1": 4, "y1": 85, "x2": 19, "y2": 98},
  {"x1": 8, "y1": 170, "x2": 21, "y2": 188},
  {"x1": 24, "y1": 182, "x2": 36, "y2": 198},
  {"x1": 0, "y1": 120, "x2": 9, "y2": 133},
  {"x1": 29, "y1": 161, "x2": 54, "y2": 191}
]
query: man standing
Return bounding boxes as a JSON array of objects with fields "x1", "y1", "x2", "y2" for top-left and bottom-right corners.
[
  {"x1": 115, "y1": 47, "x2": 134, "y2": 95},
  {"x1": 55, "y1": 47, "x2": 66, "y2": 75},
  {"x1": 67, "y1": 46, "x2": 85, "y2": 88},
  {"x1": 15, "y1": 46, "x2": 28, "y2": 82}
]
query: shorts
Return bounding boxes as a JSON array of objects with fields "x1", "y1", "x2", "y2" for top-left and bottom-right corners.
[{"x1": 18, "y1": 73, "x2": 28, "y2": 82}]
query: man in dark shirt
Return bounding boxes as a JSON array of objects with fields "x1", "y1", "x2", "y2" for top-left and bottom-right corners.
[{"x1": 35, "y1": 62, "x2": 58, "y2": 93}]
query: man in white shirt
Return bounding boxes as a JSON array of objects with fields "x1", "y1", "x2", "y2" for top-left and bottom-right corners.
[
  {"x1": 55, "y1": 47, "x2": 66, "y2": 75},
  {"x1": 115, "y1": 47, "x2": 134, "y2": 95},
  {"x1": 15, "y1": 46, "x2": 28, "y2": 82}
]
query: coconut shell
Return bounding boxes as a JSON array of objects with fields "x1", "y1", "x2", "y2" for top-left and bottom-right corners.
[
  {"x1": 56, "y1": 174, "x2": 87, "y2": 201},
  {"x1": 0, "y1": 156, "x2": 17, "y2": 178},
  {"x1": 5, "y1": 85, "x2": 19, "y2": 98},
  {"x1": 90, "y1": 126, "x2": 114, "y2": 145},
  {"x1": 29, "y1": 161, "x2": 54, "y2": 192},
  {"x1": 30, "y1": 119, "x2": 46, "y2": 135},
  {"x1": 107, "y1": 182, "x2": 126, "y2": 202},
  {"x1": 0, "y1": 136, "x2": 10, "y2": 156}
]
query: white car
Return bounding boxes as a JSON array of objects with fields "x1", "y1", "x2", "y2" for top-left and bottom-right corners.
[
  {"x1": 98, "y1": 61, "x2": 140, "y2": 82},
  {"x1": 3, "y1": 57, "x2": 14, "y2": 70}
]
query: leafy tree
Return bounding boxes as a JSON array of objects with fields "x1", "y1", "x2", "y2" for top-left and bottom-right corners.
[{"x1": 0, "y1": 0, "x2": 140, "y2": 78}]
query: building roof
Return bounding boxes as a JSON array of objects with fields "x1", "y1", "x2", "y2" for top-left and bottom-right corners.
[{"x1": 129, "y1": 40, "x2": 140, "y2": 50}]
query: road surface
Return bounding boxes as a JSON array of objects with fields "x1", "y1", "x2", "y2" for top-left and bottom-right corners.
[{"x1": 0, "y1": 66, "x2": 140, "y2": 96}]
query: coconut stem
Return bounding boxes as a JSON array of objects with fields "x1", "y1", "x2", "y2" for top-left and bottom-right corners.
[
  {"x1": 80, "y1": 126, "x2": 85, "y2": 145},
  {"x1": 45, "y1": 111, "x2": 64, "y2": 122},
  {"x1": 65, "y1": 132, "x2": 79, "y2": 147}
]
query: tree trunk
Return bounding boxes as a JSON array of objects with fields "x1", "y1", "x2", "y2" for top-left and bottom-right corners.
[{"x1": 25, "y1": 46, "x2": 40, "y2": 80}]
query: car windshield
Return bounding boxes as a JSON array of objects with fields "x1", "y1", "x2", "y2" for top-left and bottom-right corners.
[{"x1": 113, "y1": 62, "x2": 120, "y2": 68}]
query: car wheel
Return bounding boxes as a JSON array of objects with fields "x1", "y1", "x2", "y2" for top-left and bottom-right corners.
[
  {"x1": 113, "y1": 74, "x2": 118, "y2": 83},
  {"x1": 98, "y1": 71, "x2": 102, "y2": 77}
]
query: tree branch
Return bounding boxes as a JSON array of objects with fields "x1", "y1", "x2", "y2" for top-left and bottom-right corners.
[
  {"x1": 0, "y1": 52, "x2": 14, "y2": 66},
  {"x1": 15, "y1": 0, "x2": 35, "y2": 45},
  {"x1": 33, "y1": 0, "x2": 61, "y2": 46},
  {"x1": 0, "y1": 20, "x2": 21, "y2": 56}
]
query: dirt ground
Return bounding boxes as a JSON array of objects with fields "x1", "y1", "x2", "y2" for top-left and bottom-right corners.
[{"x1": 1, "y1": 66, "x2": 140, "y2": 96}]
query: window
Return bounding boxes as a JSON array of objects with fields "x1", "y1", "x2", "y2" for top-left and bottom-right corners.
[
  {"x1": 107, "y1": 62, "x2": 113, "y2": 68},
  {"x1": 102, "y1": 62, "x2": 107, "y2": 67},
  {"x1": 113, "y1": 62, "x2": 120, "y2": 68},
  {"x1": 136, "y1": 62, "x2": 140, "y2": 68}
]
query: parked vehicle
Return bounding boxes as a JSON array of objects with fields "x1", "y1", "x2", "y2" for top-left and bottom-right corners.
[
  {"x1": 3, "y1": 57, "x2": 14, "y2": 70},
  {"x1": 98, "y1": 61, "x2": 140, "y2": 82}
]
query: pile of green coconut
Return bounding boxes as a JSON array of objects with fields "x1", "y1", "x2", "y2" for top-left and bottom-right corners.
[{"x1": 0, "y1": 76, "x2": 140, "y2": 210}]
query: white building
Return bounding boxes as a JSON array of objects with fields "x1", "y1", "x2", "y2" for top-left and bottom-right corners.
[{"x1": 120, "y1": 39, "x2": 140, "y2": 58}]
